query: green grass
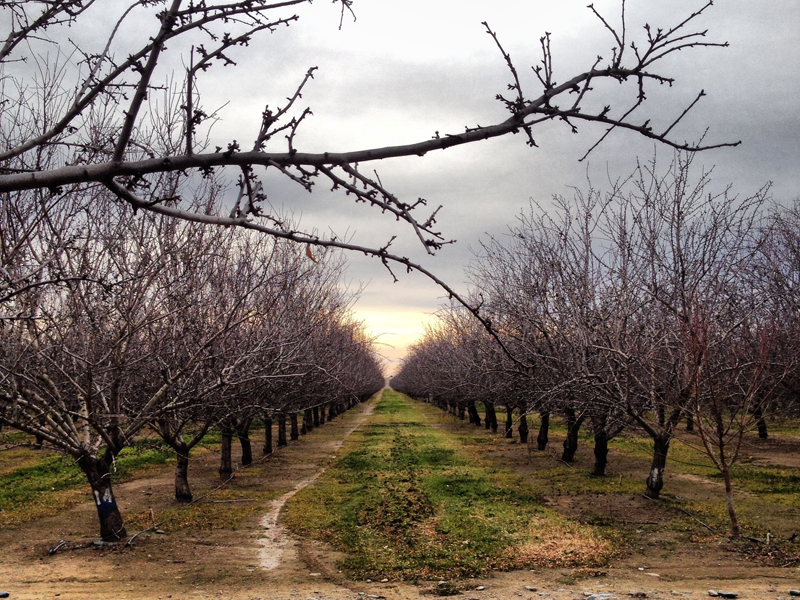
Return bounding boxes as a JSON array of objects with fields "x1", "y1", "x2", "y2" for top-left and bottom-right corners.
[
  {"x1": 518, "y1": 415, "x2": 800, "y2": 544},
  {"x1": 0, "y1": 431, "x2": 224, "y2": 528},
  {"x1": 283, "y1": 391, "x2": 620, "y2": 580}
]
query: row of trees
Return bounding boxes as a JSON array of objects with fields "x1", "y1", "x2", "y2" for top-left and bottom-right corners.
[
  {"x1": 0, "y1": 188, "x2": 385, "y2": 542},
  {"x1": 392, "y1": 154, "x2": 800, "y2": 538}
]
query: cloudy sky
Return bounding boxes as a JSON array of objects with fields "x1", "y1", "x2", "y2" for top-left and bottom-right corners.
[
  {"x1": 245, "y1": 0, "x2": 799, "y2": 372},
  {"x1": 51, "y1": 0, "x2": 800, "y2": 371}
]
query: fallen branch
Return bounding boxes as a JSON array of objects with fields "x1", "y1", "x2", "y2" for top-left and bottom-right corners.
[
  {"x1": 740, "y1": 535, "x2": 785, "y2": 555},
  {"x1": 640, "y1": 493, "x2": 716, "y2": 533}
]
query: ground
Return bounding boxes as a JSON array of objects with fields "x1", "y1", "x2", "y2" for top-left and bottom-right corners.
[{"x1": 0, "y1": 392, "x2": 798, "y2": 599}]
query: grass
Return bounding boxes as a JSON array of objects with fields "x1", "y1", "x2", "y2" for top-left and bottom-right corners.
[
  {"x1": 124, "y1": 485, "x2": 281, "y2": 533},
  {"x1": 283, "y1": 390, "x2": 620, "y2": 580},
  {"x1": 0, "y1": 430, "x2": 225, "y2": 529},
  {"x1": 515, "y1": 413, "x2": 800, "y2": 554}
]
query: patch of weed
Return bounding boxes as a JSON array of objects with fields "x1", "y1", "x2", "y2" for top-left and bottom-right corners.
[
  {"x1": 284, "y1": 390, "x2": 619, "y2": 580},
  {"x1": 125, "y1": 488, "x2": 280, "y2": 533},
  {"x1": 0, "y1": 453, "x2": 87, "y2": 528},
  {"x1": 0, "y1": 431, "x2": 223, "y2": 528}
]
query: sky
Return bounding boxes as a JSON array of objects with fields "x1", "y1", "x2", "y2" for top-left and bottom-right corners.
[
  {"x1": 34, "y1": 0, "x2": 800, "y2": 373},
  {"x1": 236, "y1": 0, "x2": 799, "y2": 373}
]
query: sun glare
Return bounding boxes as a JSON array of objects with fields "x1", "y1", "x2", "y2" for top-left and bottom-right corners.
[{"x1": 352, "y1": 307, "x2": 437, "y2": 374}]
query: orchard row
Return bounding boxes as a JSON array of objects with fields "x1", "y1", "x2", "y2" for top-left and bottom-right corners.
[
  {"x1": 393, "y1": 155, "x2": 800, "y2": 538},
  {"x1": 0, "y1": 190, "x2": 384, "y2": 541}
]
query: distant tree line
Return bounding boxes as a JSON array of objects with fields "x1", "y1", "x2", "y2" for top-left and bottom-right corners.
[
  {"x1": 392, "y1": 154, "x2": 800, "y2": 538},
  {"x1": 0, "y1": 187, "x2": 385, "y2": 542}
]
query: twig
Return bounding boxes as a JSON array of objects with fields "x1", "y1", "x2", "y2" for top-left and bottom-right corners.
[
  {"x1": 673, "y1": 507, "x2": 715, "y2": 533},
  {"x1": 640, "y1": 493, "x2": 715, "y2": 533},
  {"x1": 781, "y1": 558, "x2": 799, "y2": 567},
  {"x1": 201, "y1": 498, "x2": 257, "y2": 504}
]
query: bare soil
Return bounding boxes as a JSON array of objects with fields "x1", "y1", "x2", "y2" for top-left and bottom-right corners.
[{"x1": 0, "y1": 398, "x2": 798, "y2": 600}]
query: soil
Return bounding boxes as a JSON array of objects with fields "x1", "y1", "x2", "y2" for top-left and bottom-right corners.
[{"x1": 0, "y1": 396, "x2": 798, "y2": 600}]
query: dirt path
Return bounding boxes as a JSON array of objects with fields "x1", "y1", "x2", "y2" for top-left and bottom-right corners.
[{"x1": 259, "y1": 400, "x2": 375, "y2": 570}]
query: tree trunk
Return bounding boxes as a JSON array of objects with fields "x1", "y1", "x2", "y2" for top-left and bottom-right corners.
[
  {"x1": 561, "y1": 408, "x2": 583, "y2": 462},
  {"x1": 33, "y1": 434, "x2": 44, "y2": 449},
  {"x1": 592, "y1": 429, "x2": 609, "y2": 476},
  {"x1": 457, "y1": 405, "x2": 466, "y2": 420},
  {"x1": 537, "y1": 411, "x2": 550, "y2": 450},
  {"x1": 77, "y1": 453, "x2": 127, "y2": 541},
  {"x1": 238, "y1": 432, "x2": 252, "y2": 466},
  {"x1": 237, "y1": 419, "x2": 253, "y2": 466},
  {"x1": 468, "y1": 402, "x2": 481, "y2": 426},
  {"x1": 290, "y1": 413, "x2": 299, "y2": 441},
  {"x1": 174, "y1": 446, "x2": 193, "y2": 502},
  {"x1": 263, "y1": 416, "x2": 273, "y2": 455},
  {"x1": 722, "y1": 466, "x2": 741, "y2": 538},
  {"x1": 219, "y1": 430, "x2": 233, "y2": 479},
  {"x1": 645, "y1": 435, "x2": 670, "y2": 499},
  {"x1": 505, "y1": 405, "x2": 514, "y2": 438},
  {"x1": 754, "y1": 407, "x2": 768, "y2": 439},
  {"x1": 518, "y1": 412, "x2": 529, "y2": 444},
  {"x1": 485, "y1": 402, "x2": 498, "y2": 433},
  {"x1": 327, "y1": 403, "x2": 336, "y2": 421},
  {"x1": 686, "y1": 413, "x2": 694, "y2": 431},
  {"x1": 313, "y1": 405, "x2": 320, "y2": 427},
  {"x1": 319, "y1": 403, "x2": 327, "y2": 423},
  {"x1": 304, "y1": 409, "x2": 314, "y2": 433},
  {"x1": 277, "y1": 413, "x2": 287, "y2": 447}
]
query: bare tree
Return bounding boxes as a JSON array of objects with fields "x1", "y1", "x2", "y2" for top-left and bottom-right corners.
[
  {"x1": 0, "y1": 1, "x2": 738, "y2": 305},
  {"x1": 405, "y1": 151, "x2": 781, "y2": 520},
  {"x1": 150, "y1": 230, "x2": 307, "y2": 498},
  {"x1": 0, "y1": 192, "x2": 268, "y2": 538}
]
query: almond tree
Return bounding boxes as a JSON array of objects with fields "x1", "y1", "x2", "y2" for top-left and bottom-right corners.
[
  {"x1": 687, "y1": 313, "x2": 782, "y2": 537},
  {"x1": 150, "y1": 232, "x2": 308, "y2": 498},
  {"x1": 0, "y1": 193, "x2": 251, "y2": 539},
  {"x1": 621, "y1": 155, "x2": 771, "y2": 501},
  {"x1": 0, "y1": 1, "x2": 738, "y2": 305},
  {"x1": 470, "y1": 190, "x2": 632, "y2": 472},
  {"x1": 756, "y1": 203, "x2": 800, "y2": 427}
]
